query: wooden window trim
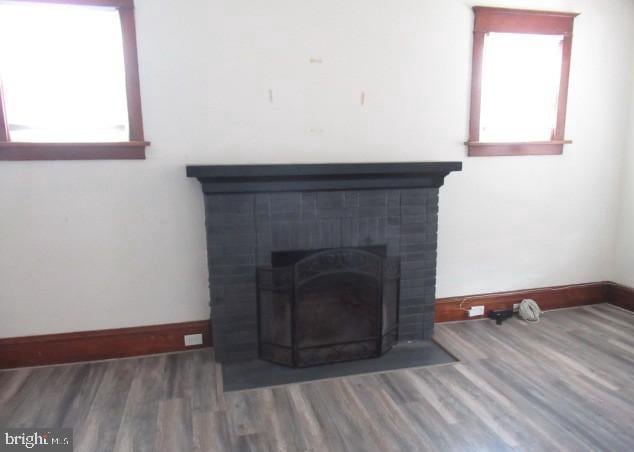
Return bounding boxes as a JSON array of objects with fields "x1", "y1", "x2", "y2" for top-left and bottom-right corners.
[
  {"x1": 0, "y1": 0, "x2": 149, "y2": 161},
  {"x1": 467, "y1": 7, "x2": 578, "y2": 157}
]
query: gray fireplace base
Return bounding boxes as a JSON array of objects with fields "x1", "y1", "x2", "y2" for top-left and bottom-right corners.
[{"x1": 221, "y1": 339, "x2": 456, "y2": 392}]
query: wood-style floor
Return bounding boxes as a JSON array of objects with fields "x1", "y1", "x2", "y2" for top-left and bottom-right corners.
[{"x1": 1, "y1": 303, "x2": 633, "y2": 451}]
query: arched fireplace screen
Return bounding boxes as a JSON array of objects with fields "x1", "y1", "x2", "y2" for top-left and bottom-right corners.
[{"x1": 257, "y1": 247, "x2": 400, "y2": 368}]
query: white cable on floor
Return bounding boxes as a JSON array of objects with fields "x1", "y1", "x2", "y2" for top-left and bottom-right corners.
[{"x1": 518, "y1": 299, "x2": 542, "y2": 323}]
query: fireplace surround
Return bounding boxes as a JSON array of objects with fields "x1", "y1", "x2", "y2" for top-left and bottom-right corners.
[{"x1": 187, "y1": 162, "x2": 462, "y2": 365}]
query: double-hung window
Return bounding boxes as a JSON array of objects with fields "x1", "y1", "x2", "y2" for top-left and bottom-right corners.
[
  {"x1": 467, "y1": 7, "x2": 578, "y2": 156},
  {"x1": 0, "y1": 0, "x2": 147, "y2": 160}
]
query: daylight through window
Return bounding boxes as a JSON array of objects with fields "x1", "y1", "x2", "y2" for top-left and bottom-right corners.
[
  {"x1": 0, "y1": 0, "x2": 146, "y2": 160},
  {"x1": 467, "y1": 7, "x2": 578, "y2": 156}
]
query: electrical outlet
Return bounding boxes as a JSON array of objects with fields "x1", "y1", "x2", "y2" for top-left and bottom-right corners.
[
  {"x1": 468, "y1": 306, "x2": 485, "y2": 317},
  {"x1": 184, "y1": 333, "x2": 203, "y2": 347},
  {"x1": 513, "y1": 303, "x2": 520, "y2": 312}
]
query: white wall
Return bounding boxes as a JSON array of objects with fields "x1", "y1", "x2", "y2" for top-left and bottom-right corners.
[
  {"x1": 615, "y1": 53, "x2": 634, "y2": 287},
  {"x1": 1, "y1": 0, "x2": 633, "y2": 338}
]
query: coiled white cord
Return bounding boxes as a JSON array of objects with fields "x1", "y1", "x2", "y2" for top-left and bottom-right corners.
[{"x1": 518, "y1": 298, "x2": 542, "y2": 322}]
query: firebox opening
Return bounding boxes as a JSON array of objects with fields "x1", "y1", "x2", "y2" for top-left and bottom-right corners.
[{"x1": 257, "y1": 246, "x2": 400, "y2": 368}]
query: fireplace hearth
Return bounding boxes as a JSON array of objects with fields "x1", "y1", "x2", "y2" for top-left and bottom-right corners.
[
  {"x1": 257, "y1": 246, "x2": 400, "y2": 367},
  {"x1": 187, "y1": 162, "x2": 462, "y2": 366}
]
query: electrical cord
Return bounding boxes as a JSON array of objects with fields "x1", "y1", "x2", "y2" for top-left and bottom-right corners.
[{"x1": 455, "y1": 281, "x2": 619, "y2": 316}]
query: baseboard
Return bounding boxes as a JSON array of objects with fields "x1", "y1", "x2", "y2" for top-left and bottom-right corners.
[
  {"x1": 606, "y1": 282, "x2": 634, "y2": 311},
  {"x1": 435, "y1": 281, "x2": 611, "y2": 322},
  {"x1": 0, "y1": 320, "x2": 211, "y2": 370},
  {"x1": 2, "y1": 281, "x2": 631, "y2": 370}
]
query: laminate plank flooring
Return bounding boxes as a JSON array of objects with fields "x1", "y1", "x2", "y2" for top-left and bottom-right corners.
[{"x1": 1, "y1": 303, "x2": 633, "y2": 451}]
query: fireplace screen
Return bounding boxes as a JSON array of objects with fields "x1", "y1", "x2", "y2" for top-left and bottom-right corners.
[{"x1": 257, "y1": 246, "x2": 400, "y2": 368}]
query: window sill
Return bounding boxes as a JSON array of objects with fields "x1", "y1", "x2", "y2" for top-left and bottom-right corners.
[
  {"x1": 0, "y1": 141, "x2": 149, "y2": 161},
  {"x1": 466, "y1": 140, "x2": 572, "y2": 157}
]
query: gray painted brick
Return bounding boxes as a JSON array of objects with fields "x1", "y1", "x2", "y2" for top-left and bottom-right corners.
[
  {"x1": 212, "y1": 305, "x2": 256, "y2": 323},
  {"x1": 256, "y1": 231, "x2": 273, "y2": 249},
  {"x1": 344, "y1": 191, "x2": 359, "y2": 208},
  {"x1": 272, "y1": 223, "x2": 292, "y2": 250},
  {"x1": 206, "y1": 194, "x2": 254, "y2": 214},
  {"x1": 401, "y1": 278, "x2": 427, "y2": 288},
  {"x1": 399, "y1": 252, "x2": 429, "y2": 262},
  {"x1": 399, "y1": 323, "x2": 427, "y2": 338},
  {"x1": 401, "y1": 205, "x2": 427, "y2": 216},
  {"x1": 213, "y1": 304, "x2": 257, "y2": 324},
  {"x1": 401, "y1": 259, "x2": 436, "y2": 271},
  {"x1": 210, "y1": 244, "x2": 257, "y2": 260},
  {"x1": 401, "y1": 189, "x2": 438, "y2": 206},
  {"x1": 400, "y1": 223, "x2": 431, "y2": 234},
  {"x1": 210, "y1": 265, "x2": 254, "y2": 276},
  {"x1": 401, "y1": 214, "x2": 426, "y2": 225},
  {"x1": 426, "y1": 203, "x2": 439, "y2": 215},
  {"x1": 317, "y1": 207, "x2": 358, "y2": 219},
  {"x1": 214, "y1": 320, "x2": 257, "y2": 335},
  {"x1": 270, "y1": 193, "x2": 301, "y2": 212},
  {"x1": 359, "y1": 190, "x2": 387, "y2": 207},
  {"x1": 387, "y1": 216, "x2": 401, "y2": 226},
  {"x1": 210, "y1": 283, "x2": 256, "y2": 304},
  {"x1": 210, "y1": 273, "x2": 255, "y2": 286},
  {"x1": 255, "y1": 194, "x2": 270, "y2": 215},
  {"x1": 317, "y1": 192, "x2": 345, "y2": 209},
  {"x1": 341, "y1": 218, "x2": 358, "y2": 246},
  {"x1": 224, "y1": 330, "x2": 258, "y2": 346},
  {"x1": 399, "y1": 314, "x2": 427, "y2": 327},
  {"x1": 402, "y1": 270, "x2": 436, "y2": 282},
  {"x1": 256, "y1": 250, "x2": 271, "y2": 266},
  {"x1": 209, "y1": 254, "x2": 257, "y2": 266},
  {"x1": 386, "y1": 242, "x2": 400, "y2": 256},
  {"x1": 400, "y1": 304, "x2": 426, "y2": 316},
  {"x1": 300, "y1": 192, "x2": 317, "y2": 220},
  {"x1": 400, "y1": 233, "x2": 435, "y2": 246},
  {"x1": 209, "y1": 232, "x2": 257, "y2": 246},
  {"x1": 269, "y1": 211, "x2": 302, "y2": 222},
  {"x1": 296, "y1": 222, "x2": 320, "y2": 249},
  {"x1": 400, "y1": 242, "x2": 437, "y2": 254},
  {"x1": 358, "y1": 205, "x2": 388, "y2": 217},
  {"x1": 207, "y1": 212, "x2": 255, "y2": 231},
  {"x1": 212, "y1": 340, "x2": 257, "y2": 354},
  {"x1": 387, "y1": 190, "x2": 400, "y2": 207},
  {"x1": 358, "y1": 217, "x2": 386, "y2": 245},
  {"x1": 318, "y1": 219, "x2": 342, "y2": 248},
  {"x1": 386, "y1": 225, "x2": 401, "y2": 239},
  {"x1": 400, "y1": 286, "x2": 427, "y2": 300}
]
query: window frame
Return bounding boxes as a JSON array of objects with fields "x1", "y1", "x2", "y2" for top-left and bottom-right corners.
[
  {"x1": 0, "y1": 0, "x2": 148, "y2": 161},
  {"x1": 466, "y1": 6, "x2": 578, "y2": 157}
]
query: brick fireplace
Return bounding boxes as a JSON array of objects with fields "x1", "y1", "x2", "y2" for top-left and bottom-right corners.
[{"x1": 187, "y1": 163, "x2": 461, "y2": 364}]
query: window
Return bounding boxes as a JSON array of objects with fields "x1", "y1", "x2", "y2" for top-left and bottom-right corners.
[
  {"x1": 467, "y1": 7, "x2": 578, "y2": 156},
  {"x1": 0, "y1": 0, "x2": 147, "y2": 160}
]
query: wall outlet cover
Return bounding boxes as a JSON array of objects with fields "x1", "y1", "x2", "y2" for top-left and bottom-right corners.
[
  {"x1": 468, "y1": 306, "x2": 485, "y2": 317},
  {"x1": 184, "y1": 333, "x2": 203, "y2": 347}
]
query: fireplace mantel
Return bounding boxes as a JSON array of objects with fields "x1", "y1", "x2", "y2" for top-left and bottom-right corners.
[{"x1": 186, "y1": 162, "x2": 462, "y2": 193}]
